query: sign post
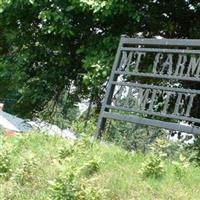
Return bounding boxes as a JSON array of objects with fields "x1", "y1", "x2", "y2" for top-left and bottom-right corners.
[{"x1": 95, "y1": 36, "x2": 200, "y2": 138}]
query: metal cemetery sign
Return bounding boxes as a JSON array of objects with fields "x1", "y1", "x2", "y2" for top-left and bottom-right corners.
[{"x1": 96, "y1": 36, "x2": 200, "y2": 138}]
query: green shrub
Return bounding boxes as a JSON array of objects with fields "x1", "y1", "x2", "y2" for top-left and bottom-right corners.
[
  {"x1": 49, "y1": 171, "x2": 77, "y2": 200},
  {"x1": 104, "y1": 120, "x2": 166, "y2": 152},
  {"x1": 75, "y1": 179, "x2": 107, "y2": 200},
  {"x1": 186, "y1": 137, "x2": 200, "y2": 166},
  {"x1": 81, "y1": 157, "x2": 101, "y2": 177},
  {"x1": 49, "y1": 167, "x2": 106, "y2": 200},
  {"x1": 172, "y1": 161, "x2": 185, "y2": 180},
  {"x1": 149, "y1": 139, "x2": 182, "y2": 159},
  {"x1": 71, "y1": 118, "x2": 97, "y2": 136},
  {"x1": 13, "y1": 152, "x2": 38, "y2": 185},
  {"x1": 58, "y1": 143, "x2": 74, "y2": 160},
  {"x1": 0, "y1": 143, "x2": 12, "y2": 178},
  {"x1": 141, "y1": 154, "x2": 165, "y2": 178},
  {"x1": 0, "y1": 127, "x2": 4, "y2": 135}
]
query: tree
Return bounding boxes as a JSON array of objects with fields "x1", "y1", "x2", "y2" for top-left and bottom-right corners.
[{"x1": 0, "y1": 0, "x2": 200, "y2": 118}]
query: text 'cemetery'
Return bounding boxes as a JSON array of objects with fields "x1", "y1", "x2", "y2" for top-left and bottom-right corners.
[{"x1": 96, "y1": 37, "x2": 200, "y2": 137}]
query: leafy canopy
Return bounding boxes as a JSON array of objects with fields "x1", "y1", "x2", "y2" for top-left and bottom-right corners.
[{"x1": 0, "y1": 0, "x2": 199, "y2": 117}]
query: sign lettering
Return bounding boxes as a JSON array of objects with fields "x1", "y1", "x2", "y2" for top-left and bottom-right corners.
[{"x1": 96, "y1": 36, "x2": 200, "y2": 138}]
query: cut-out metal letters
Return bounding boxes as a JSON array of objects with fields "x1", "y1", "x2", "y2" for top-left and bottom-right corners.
[{"x1": 95, "y1": 36, "x2": 200, "y2": 138}]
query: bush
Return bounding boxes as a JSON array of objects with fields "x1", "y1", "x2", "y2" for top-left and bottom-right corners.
[
  {"x1": 172, "y1": 161, "x2": 185, "y2": 180},
  {"x1": 186, "y1": 137, "x2": 200, "y2": 166},
  {"x1": 141, "y1": 154, "x2": 165, "y2": 178},
  {"x1": 49, "y1": 166, "x2": 106, "y2": 200},
  {"x1": 58, "y1": 143, "x2": 74, "y2": 160},
  {"x1": 71, "y1": 118, "x2": 97, "y2": 136},
  {"x1": 49, "y1": 141, "x2": 105, "y2": 199},
  {"x1": 80, "y1": 157, "x2": 101, "y2": 177},
  {"x1": 0, "y1": 142, "x2": 12, "y2": 179},
  {"x1": 13, "y1": 152, "x2": 38, "y2": 185},
  {"x1": 104, "y1": 120, "x2": 166, "y2": 152},
  {"x1": 49, "y1": 171, "x2": 77, "y2": 200},
  {"x1": 0, "y1": 127, "x2": 4, "y2": 135},
  {"x1": 75, "y1": 179, "x2": 107, "y2": 200},
  {"x1": 149, "y1": 139, "x2": 182, "y2": 159}
]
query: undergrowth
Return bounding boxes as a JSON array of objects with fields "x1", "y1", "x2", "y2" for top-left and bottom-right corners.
[{"x1": 1, "y1": 132, "x2": 200, "y2": 200}]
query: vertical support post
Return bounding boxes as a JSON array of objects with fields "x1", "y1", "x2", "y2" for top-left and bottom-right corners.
[
  {"x1": 84, "y1": 93, "x2": 93, "y2": 131},
  {"x1": 95, "y1": 35, "x2": 126, "y2": 139}
]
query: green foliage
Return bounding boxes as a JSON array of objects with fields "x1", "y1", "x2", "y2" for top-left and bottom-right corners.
[
  {"x1": 75, "y1": 180, "x2": 107, "y2": 200},
  {"x1": 1, "y1": 0, "x2": 200, "y2": 118},
  {"x1": 149, "y1": 139, "x2": 182, "y2": 159},
  {"x1": 71, "y1": 117, "x2": 97, "y2": 136},
  {"x1": 72, "y1": 115, "x2": 170, "y2": 154},
  {"x1": 80, "y1": 157, "x2": 101, "y2": 177},
  {"x1": 170, "y1": 153, "x2": 189, "y2": 180},
  {"x1": 104, "y1": 120, "x2": 166, "y2": 152},
  {"x1": 36, "y1": 93, "x2": 80, "y2": 129},
  {"x1": 52, "y1": 137, "x2": 103, "y2": 199},
  {"x1": 185, "y1": 137, "x2": 200, "y2": 166},
  {"x1": 1, "y1": 132, "x2": 200, "y2": 199},
  {"x1": 74, "y1": 135, "x2": 96, "y2": 151},
  {"x1": 0, "y1": 142, "x2": 12, "y2": 178},
  {"x1": 58, "y1": 143, "x2": 75, "y2": 160},
  {"x1": 141, "y1": 154, "x2": 165, "y2": 178},
  {"x1": 172, "y1": 161, "x2": 186, "y2": 180},
  {"x1": 48, "y1": 171, "x2": 77, "y2": 200},
  {"x1": 13, "y1": 151, "x2": 38, "y2": 185},
  {"x1": 0, "y1": 127, "x2": 4, "y2": 135},
  {"x1": 140, "y1": 138, "x2": 187, "y2": 179},
  {"x1": 55, "y1": 141, "x2": 103, "y2": 199},
  {"x1": 141, "y1": 139, "x2": 188, "y2": 179},
  {"x1": 49, "y1": 160, "x2": 105, "y2": 200}
]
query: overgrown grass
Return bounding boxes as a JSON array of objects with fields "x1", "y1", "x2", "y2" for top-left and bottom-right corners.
[{"x1": 1, "y1": 132, "x2": 200, "y2": 199}]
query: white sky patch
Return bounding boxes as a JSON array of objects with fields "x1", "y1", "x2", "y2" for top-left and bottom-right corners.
[
  {"x1": 189, "y1": 4, "x2": 195, "y2": 10},
  {"x1": 154, "y1": 35, "x2": 163, "y2": 39}
]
